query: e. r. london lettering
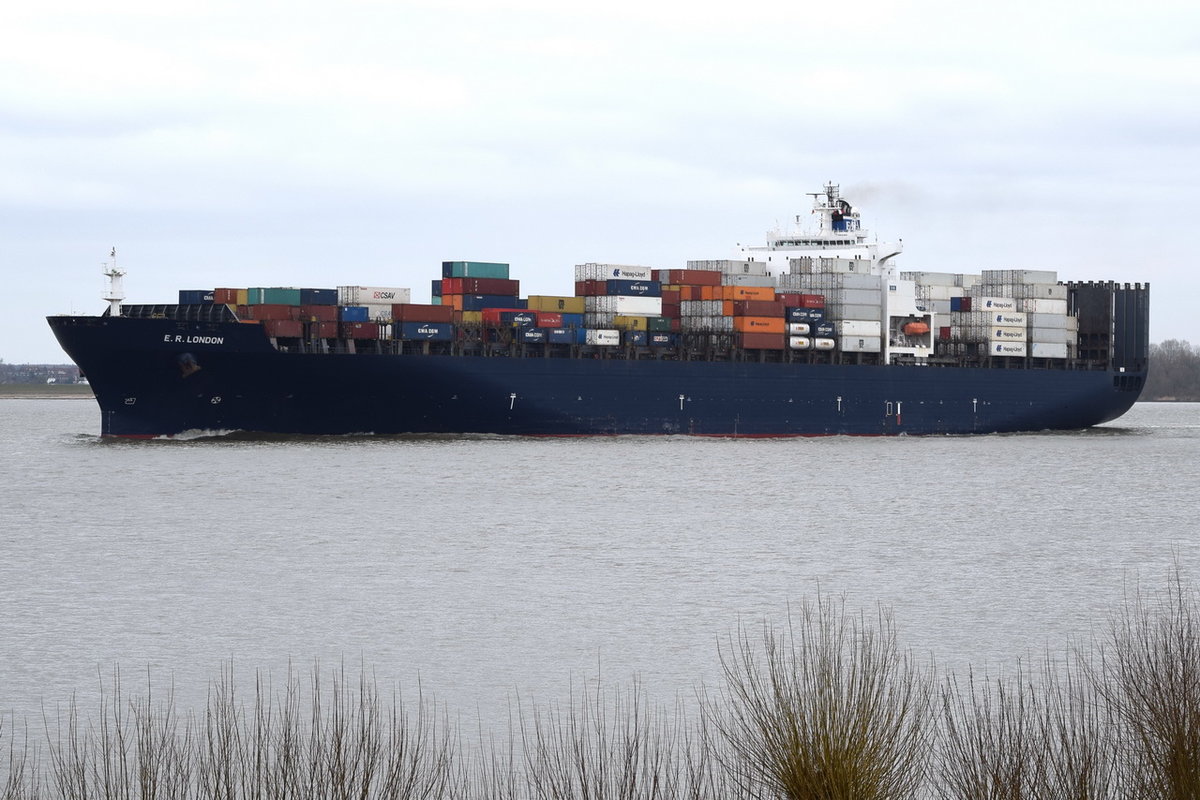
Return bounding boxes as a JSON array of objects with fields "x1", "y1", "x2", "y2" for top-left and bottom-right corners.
[{"x1": 162, "y1": 334, "x2": 225, "y2": 345}]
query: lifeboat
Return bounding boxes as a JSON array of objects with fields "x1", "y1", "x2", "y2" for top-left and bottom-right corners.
[{"x1": 902, "y1": 321, "x2": 930, "y2": 336}]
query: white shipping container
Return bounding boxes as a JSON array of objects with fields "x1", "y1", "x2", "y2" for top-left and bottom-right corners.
[
  {"x1": 840, "y1": 336, "x2": 882, "y2": 353},
  {"x1": 338, "y1": 286, "x2": 411, "y2": 305},
  {"x1": 575, "y1": 263, "x2": 654, "y2": 281},
  {"x1": 585, "y1": 329, "x2": 620, "y2": 346},
  {"x1": 587, "y1": 295, "x2": 663, "y2": 315},
  {"x1": 789, "y1": 336, "x2": 811, "y2": 350},
  {"x1": 989, "y1": 341, "x2": 1028, "y2": 357},
  {"x1": 814, "y1": 338, "x2": 836, "y2": 350},
  {"x1": 1027, "y1": 313, "x2": 1071, "y2": 329},
  {"x1": 988, "y1": 326, "x2": 1027, "y2": 342},
  {"x1": 828, "y1": 304, "x2": 880, "y2": 321},
  {"x1": 722, "y1": 273, "x2": 776, "y2": 287},
  {"x1": 788, "y1": 323, "x2": 811, "y2": 335},
  {"x1": 974, "y1": 296, "x2": 1018, "y2": 312},
  {"x1": 837, "y1": 320, "x2": 882, "y2": 337},
  {"x1": 363, "y1": 303, "x2": 394, "y2": 321},
  {"x1": 1031, "y1": 342, "x2": 1069, "y2": 359},
  {"x1": 901, "y1": 271, "x2": 961, "y2": 286},
  {"x1": 982, "y1": 269, "x2": 1058, "y2": 284},
  {"x1": 1029, "y1": 327, "x2": 1071, "y2": 344},
  {"x1": 988, "y1": 311, "x2": 1027, "y2": 326},
  {"x1": 1020, "y1": 298, "x2": 1069, "y2": 315},
  {"x1": 829, "y1": 288, "x2": 883, "y2": 305},
  {"x1": 1017, "y1": 282, "x2": 1068, "y2": 300}
]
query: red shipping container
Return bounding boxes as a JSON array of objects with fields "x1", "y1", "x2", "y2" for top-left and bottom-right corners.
[
  {"x1": 248, "y1": 303, "x2": 296, "y2": 321},
  {"x1": 776, "y1": 292, "x2": 803, "y2": 307},
  {"x1": 939, "y1": 326, "x2": 952, "y2": 341},
  {"x1": 213, "y1": 288, "x2": 240, "y2": 304},
  {"x1": 732, "y1": 300, "x2": 785, "y2": 317},
  {"x1": 799, "y1": 294, "x2": 825, "y2": 309},
  {"x1": 670, "y1": 318, "x2": 681, "y2": 332},
  {"x1": 660, "y1": 303, "x2": 681, "y2": 318},
  {"x1": 665, "y1": 269, "x2": 722, "y2": 286},
  {"x1": 737, "y1": 332, "x2": 785, "y2": 350},
  {"x1": 460, "y1": 277, "x2": 519, "y2": 295},
  {"x1": 441, "y1": 278, "x2": 462, "y2": 294},
  {"x1": 342, "y1": 322, "x2": 380, "y2": 339},
  {"x1": 264, "y1": 320, "x2": 303, "y2": 338},
  {"x1": 236, "y1": 305, "x2": 251, "y2": 318},
  {"x1": 299, "y1": 304, "x2": 338, "y2": 322},
  {"x1": 393, "y1": 303, "x2": 455, "y2": 323},
  {"x1": 314, "y1": 321, "x2": 339, "y2": 338},
  {"x1": 661, "y1": 289, "x2": 681, "y2": 305},
  {"x1": 573, "y1": 279, "x2": 606, "y2": 296},
  {"x1": 534, "y1": 312, "x2": 563, "y2": 327}
]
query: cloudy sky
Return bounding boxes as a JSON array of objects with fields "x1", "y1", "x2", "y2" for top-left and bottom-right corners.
[{"x1": 3, "y1": 0, "x2": 1196, "y2": 363}]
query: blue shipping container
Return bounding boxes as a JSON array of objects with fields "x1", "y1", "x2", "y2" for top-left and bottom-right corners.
[
  {"x1": 546, "y1": 327, "x2": 575, "y2": 344},
  {"x1": 606, "y1": 279, "x2": 661, "y2": 297},
  {"x1": 398, "y1": 322, "x2": 454, "y2": 341},
  {"x1": 624, "y1": 330, "x2": 648, "y2": 346},
  {"x1": 561, "y1": 313, "x2": 585, "y2": 328},
  {"x1": 518, "y1": 328, "x2": 546, "y2": 344},
  {"x1": 179, "y1": 290, "x2": 214, "y2": 304},
  {"x1": 340, "y1": 306, "x2": 370, "y2": 322},
  {"x1": 813, "y1": 322, "x2": 836, "y2": 337},
  {"x1": 649, "y1": 332, "x2": 677, "y2": 347},
  {"x1": 299, "y1": 288, "x2": 338, "y2": 305},
  {"x1": 431, "y1": 280, "x2": 442, "y2": 297},
  {"x1": 460, "y1": 294, "x2": 520, "y2": 311}
]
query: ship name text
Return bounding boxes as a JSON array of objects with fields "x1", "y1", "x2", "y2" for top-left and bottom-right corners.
[{"x1": 163, "y1": 334, "x2": 225, "y2": 345}]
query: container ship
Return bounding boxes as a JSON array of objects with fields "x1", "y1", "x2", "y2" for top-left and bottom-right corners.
[{"x1": 48, "y1": 184, "x2": 1149, "y2": 438}]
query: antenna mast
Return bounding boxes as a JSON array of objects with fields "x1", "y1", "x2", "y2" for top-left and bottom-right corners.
[{"x1": 102, "y1": 247, "x2": 125, "y2": 316}]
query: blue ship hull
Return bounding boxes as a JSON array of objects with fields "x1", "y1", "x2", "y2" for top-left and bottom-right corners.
[{"x1": 48, "y1": 314, "x2": 1143, "y2": 437}]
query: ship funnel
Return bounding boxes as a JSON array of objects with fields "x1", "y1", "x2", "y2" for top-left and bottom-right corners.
[{"x1": 102, "y1": 247, "x2": 125, "y2": 317}]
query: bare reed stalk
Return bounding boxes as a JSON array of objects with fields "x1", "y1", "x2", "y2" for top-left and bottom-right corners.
[
  {"x1": 4, "y1": 716, "x2": 45, "y2": 800},
  {"x1": 712, "y1": 595, "x2": 933, "y2": 800},
  {"x1": 936, "y1": 667, "x2": 1040, "y2": 800},
  {"x1": 1098, "y1": 569, "x2": 1200, "y2": 800},
  {"x1": 1028, "y1": 650, "x2": 1118, "y2": 800},
  {"x1": 518, "y1": 679, "x2": 699, "y2": 800}
]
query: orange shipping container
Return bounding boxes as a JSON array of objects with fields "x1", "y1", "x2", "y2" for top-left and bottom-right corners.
[
  {"x1": 723, "y1": 285, "x2": 775, "y2": 301},
  {"x1": 733, "y1": 316, "x2": 786, "y2": 334},
  {"x1": 700, "y1": 286, "x2": 717, "y2": 301}
]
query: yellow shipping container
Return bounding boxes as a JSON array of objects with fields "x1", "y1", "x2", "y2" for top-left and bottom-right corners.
[
  {"x1": 527, "y1": 295, "x2": 586, "y2": 313},
  {"x1": 460, "y1": 310, "x2": 483, "y2": 325},
  {"x1": 236, "y1": 289, "x2": 249, "y2": 306},
  {"x1": 613, "y1": 315, "x2": 648, "y2": 330}
]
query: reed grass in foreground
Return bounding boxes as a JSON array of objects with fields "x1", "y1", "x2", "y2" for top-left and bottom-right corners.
[{"x1": 3, "y1": 570, "x2": 1200, "y2": 799}]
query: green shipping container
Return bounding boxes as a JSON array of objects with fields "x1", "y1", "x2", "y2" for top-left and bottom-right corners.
[
  {"x1": 442, "y1": 261, "x2": 510, "y2": 279},
  {"x1": 247, "y1": 287, "x2": 302, "y2": 305},
  {"x1": 647, "y1": 316, "x2": 673, "y2": 332}
]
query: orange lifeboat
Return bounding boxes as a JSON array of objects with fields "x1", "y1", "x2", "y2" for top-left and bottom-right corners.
[{"x1": 902, "y1": 321, "x2": 930, "y2": 336}]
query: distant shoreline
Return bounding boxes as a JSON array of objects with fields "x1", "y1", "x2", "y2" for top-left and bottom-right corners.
[{"x1": 0, "y1": 384, "x2": 94, "y2": 399}]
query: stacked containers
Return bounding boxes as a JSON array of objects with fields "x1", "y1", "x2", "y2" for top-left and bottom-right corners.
[
  {"x1": 576, "y1": 264, "x2": 660, "y2": 335},
  {"x1": 337, "y1": 286, "x2": 412, "y2": 321},
  {"x1": 779, "y1": 272, "x2": 880, "y2": 352},
  {"x1": 974, "y1": 270, "x2": 1076, "y2": 359}
]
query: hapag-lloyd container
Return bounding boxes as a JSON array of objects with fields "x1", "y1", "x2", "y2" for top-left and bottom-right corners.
[
  {"x1": 575, "y1": 263, "x2": 654, "y2": 281},
  {"x1": 989, "y1": 311, "x2": 1027, "y2": 326},
  {"x1": 975, "y1": 296, "x2": 1018, "y2": 312},
  {"x1": 990, "y1": 341, "x2": 1028, "y2": 357},
  {"x1": 989, "y1": 326, "x2": 1027, "y2": 342},
  {"x1": 585, "y1": 329, "x2": 620, "y2": 346}
]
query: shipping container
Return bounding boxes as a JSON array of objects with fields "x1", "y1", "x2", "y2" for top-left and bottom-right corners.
[
  {"x1": 561, "y1": 313, "x2": 585, "y2": 328},
  {"x1": 788, "y1": 323, "x2": 811, "y2": 336},
  {"x1": 613, "y1": 315, "x2": 648, "y2": 330},
  {"x1": 836, "y1": 320, "x2": 882, "y2": 337},
  {"x1": 1019, "y1": 298, "x2": 1069, "y2": 315},
  {"x1": 263, "y1": 319, "x2": 303, "y2": 338},
  {"x1": 179, "y1": 290, "x2": 215, "y2": 304},
  {"x1": 585, "y1": 296, "x2": 663, "y2": 315},
  {"x1": 585, "y1": 329, "x2": 620, "y2": 346},
  {"x1": 341, "y1": 322, "x2": 381, "y2": 339},
  {"x1": 840, "y1": 336, "x2": 883, "y2": 353},
  {"x1": 575, "y1": 263, "x2": 654, "y2": 281},
  {"x1": 245, "y1": 304, "x2": 296, "y2": 321},
  {"x1": 989, "y1": 326, "x2": 1027, "y2": 342},
  {"x1": 950, "y1": 296, "x2": 972, "y2": 312},
  {"x1": 337, "y1": 286, "x2": 411, "y2": 305},
  {"x1": 398, "y1": 322, "x2": 454, "y2": 341},
  {"x1": 500, "y1": 311, "x2": 537, "y2": 327},
  {"x1": 813, "y1": 322, "x2": 836, "y2": 337},
  {"x1": 533, "y1": 312, "x2": 563, "y2": 328},
  {"x1": 431, "y1": 279, "x2": 443, "y2": 298},
  {"x1": 299, "y1": 288, "x2": 337, "y2": 305},
  {"x1": 298, "y1": 305, "x2": 338, "y2": 322},
  {"x1": 989, "y1": 311, "x2": 1027, "y2": 326},
  {"x1": 606, "y1": 279, "x2": 661, "y2": 297},
  {"x1": 1030, "y1": 342, "x2": 1069, "y2": 359},
  {"x1": 990, "y1": 341, "x2": 1028, "y2": 357},
  {"x1": 656, "y1": 269, "x2": 722, "y2": 286},
  {"x1": 441, "y1": 261, "x2": 510, "y2": 279},
  {"x1": 527, "y1": 295, "x2": 586, "y2": 313},
  {"x1": 213, "y1": 288, "x2": 241, "y2": 305},
  {"x1": 313, "y1": 321, "x2": 339, "y2": 338},
  {"x1": 789, "y1": 336, "x2": 812, "y2": 350},
  {"x1": 974, "y1": 296, "x2": 1018, "y2": 312},
  {"x1": 813, "y1": 338, "x2": 836, "y2": 350},
  {"x1": 737, "y1": 333, "x2": 785, "y2": 349},
  {"x1": 623, "y1": 330, "x2": 648, "y2": 346},
  {"x1": 731, "y1": 300, "x2": 785, "y2": 317},
  {"x1": 1029, "y1": 327, "x2": 1071, "y2": 344},
  {"x1": 248, "y1": 287, "x2": 303, "y2": 306},
  {"x1": 546, "y1": 327, "x2": 575, "y2": 344},
  {"x1": 733, "y1": 317, "x2": 786, "y2": 334},
  {"x1": 339, "y1": 306, "x2": 370, "y2": 322},
  {"x1": 722, "y1": 285, "x2": 775, "y2": 302},
  {"x1": 392, "y1": 303, "x2": 456, "y2": 323},
  {"x1": 460, "y1": 294, "x2": 522, "y2": 311},
  {"x1": 517, "y1": 328, "x2": 547, "y2": 344},
  {"x1": 649, "y1": 332, "x2": 677, "y2": 347}
]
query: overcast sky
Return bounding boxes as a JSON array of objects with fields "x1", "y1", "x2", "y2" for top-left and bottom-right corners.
[{"x1": 3, "y1": 0, "x2": 1196, "y2": 363}]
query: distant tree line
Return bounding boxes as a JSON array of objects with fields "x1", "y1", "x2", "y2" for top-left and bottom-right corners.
[
  {"x1": 0, "y1": 361, "x2": 82, "y2": 384},
  {"x1": 1144, "y1": 340, "x2": 1200, "y2": 401}
]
